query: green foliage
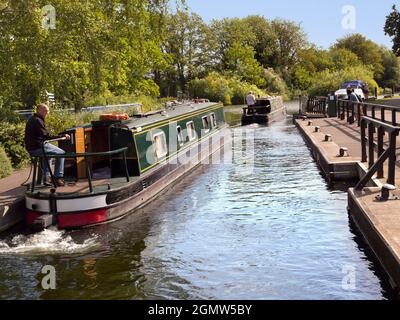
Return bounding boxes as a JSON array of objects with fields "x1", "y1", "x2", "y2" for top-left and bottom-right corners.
[
  {"x1": 225, "y1": 42, "x2": 265, "y2": 87},
  {"x1": 264, "y1": 19, "x2": 308, "y2": 76},
  {"x1": 380, "y1": 48, "x2": 400, "y2": 87},
  {"x1": 190, "y1": 73, "x2": 232, "y2": 104},
  {"x1": 162, "y1": 9, "x2": 213, "y2": 95},
  {"x1": 242, "y1": 15, "x2": 276, "y2": 67},
  {"x1": 189, "y1": 72, "x2": 265, "y2": 105},
  {"x1": 1, "y1": 3, "x2": 400, "y2": 110},
  {"x1": 0, "y1": 97, "x2": 23, "y2": 123},
  {"x1": 329, "y1": 48, "x2": 361, "y2": 70},
  {"x1": 0, "y1": 145, "x2": 13, "y2": 179},
  {"x1": 334, "y1": 34, "x2": 384, "y2": 79},
  {"x1": 263, "y1": 69, "x2": 288, "y2": 98},
  {"x1": 0, "y1": 0, "x2": 170, "y2": 110},
  {"x1": 0, "y1": 122, "x2": 30, "y2": 169},
  {"x1": 384, "y1": 5, "x2": 400, "y2": 56},
  {"x1": 308, "y1": 65, "x2": 378, "y2": 97}
]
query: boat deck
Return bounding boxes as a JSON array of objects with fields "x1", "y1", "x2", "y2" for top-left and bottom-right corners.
[{"x1": 31, "y1": 176, "x2": 135, "y2": 195}]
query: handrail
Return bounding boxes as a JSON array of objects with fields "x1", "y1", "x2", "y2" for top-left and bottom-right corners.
[
  {"x1": 37, "y1": 147, "x2": 129, "y2": 159},
  {"x1": 356, "y1": 115, "x2": 400, "y2": 190},
  {"x1": 337, "y1": 99, "x2": 400, "y2": 127},
  {"x1": 30, "y1": 146, "x2": 130, "y2": 193}
]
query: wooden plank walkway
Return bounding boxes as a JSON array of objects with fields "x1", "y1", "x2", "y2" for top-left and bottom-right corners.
[{"x1": 295, "y1": 115, "x2": 400, "y2": 292}]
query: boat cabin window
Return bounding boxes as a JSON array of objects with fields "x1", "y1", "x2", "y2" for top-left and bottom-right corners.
[
  {"x1": 152, "y1": 131, "x2": 168, "y2": 159},
  {"x1": 202, "y1": 116, "x2": 210, "y2": 133},
  {"x1": 210, "y1": 113, "x2": 217, "y2": 128},
  {"x1": 177, "y1": 125, "x2": 184, "y2": 146},
  {"x1": 186, "y1": 121, "x2": 197, "y2": 141}
]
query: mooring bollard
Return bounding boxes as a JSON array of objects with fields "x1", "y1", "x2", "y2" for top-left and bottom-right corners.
[
  {"x1": 338, "y1": 147, "x2": 348, "y2": 157},
  {"x1": 308, "y1": 121, "x2": 313, "y2": 126},
  {"x1": 325, "y1": 134, "x2": 332, "y2": 142},
  {"x1": 314, "y1": 126, "x2": 320, "y2": 133},
  {"x1": 376, "y1": 184, "x2": 397, "y2": 201}
]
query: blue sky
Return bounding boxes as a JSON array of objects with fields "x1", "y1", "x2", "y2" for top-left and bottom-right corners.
[{"x1": 185, "y1": 0, "x2": 396, "y2": 49}]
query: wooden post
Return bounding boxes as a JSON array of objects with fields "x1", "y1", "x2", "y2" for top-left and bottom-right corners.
[
  {"x1": 392, "y1": 109, "x2": 396, "y2": 126},
  {"x1": 368, "y1": 123, "x2": 375, "y2": 169},
  {"x1": 377, "y1": 126, "x2": 385, "y2": 179},
  {"x1": 388, "y1": 131, "x2": 397, "y2": 185},
  {"x1": 361, "y1": 119, "x2": 367, "y2": 163}
]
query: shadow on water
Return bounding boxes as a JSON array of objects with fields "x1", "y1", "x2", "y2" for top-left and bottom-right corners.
[{"x1": 0, "y1": 105, "x2": 396, "y2": 299}]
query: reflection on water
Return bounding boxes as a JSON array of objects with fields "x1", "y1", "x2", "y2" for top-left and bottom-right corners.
[{"x1": 0, "y1": 112, "x2": 394, "y2": 300}]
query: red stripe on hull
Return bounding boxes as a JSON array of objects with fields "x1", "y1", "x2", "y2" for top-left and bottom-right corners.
[
  {"x1": 57, "y1": 209, "x2": 107, "y2": 229},
  {"x1": 26, "y1": 210, "x2": 43, "y2": 225}
]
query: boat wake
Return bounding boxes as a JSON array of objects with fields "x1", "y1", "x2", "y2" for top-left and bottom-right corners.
[{"x1": 0, "y1": 228, "x2": 100, "y2": 255}]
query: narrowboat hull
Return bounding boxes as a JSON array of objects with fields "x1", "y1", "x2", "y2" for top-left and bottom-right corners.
[
  {"x1": 25, "y1": 124, "x2": 228, "y2": 230},
  {"x1": 241, "y1": 107, "x2": 287, "y2": 125},
  {"x1": 241, "y1": 96, "x2": 286, "y2": 125}
]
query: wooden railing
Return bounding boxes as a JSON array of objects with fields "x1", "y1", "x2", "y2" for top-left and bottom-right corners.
[
  {"x1": 337, "y1": 99, "x2": 400, "y2": 127},
  {"x1": 305, "y1": 96, "x2": 327, "y2": 116},
  {"x1": 336, "y1": 100, "x2": 400, "y2": 189},
  {"x1": 356, "y1": 117, "x2": 400, "y2": 190}
]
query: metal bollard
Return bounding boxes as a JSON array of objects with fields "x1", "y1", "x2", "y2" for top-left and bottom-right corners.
[
  {"x1": 325, "y1": 134, "x2": 332, "y2": 142},
  {"x1": 376, "y1": 184, "x2": 397, "y2": 201},
  {"x1": 338, "y1": 147, "x2": 349, "y2": 157},
  {"x1": 308, "y1": 121, "x2": 313, "y2": 126},
  {"x1": 314, "y1": 126, "x2": 320, "y2": 133}
]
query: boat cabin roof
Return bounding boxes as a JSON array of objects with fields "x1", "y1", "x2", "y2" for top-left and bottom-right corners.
[
  {"x1": 124, "y1": 101, "x2": 218, "y2": 130},
  {"x1": 65, "y1": 102, "x2": 220, "y2": 133}
]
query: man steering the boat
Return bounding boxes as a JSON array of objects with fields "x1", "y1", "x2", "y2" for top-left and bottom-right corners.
[
  {"x1": 246, "y1": 91, "x2": 256, "y2": 114},
  {"x1": 24, "y1": 103, "x2": 70, "y2": 187}
]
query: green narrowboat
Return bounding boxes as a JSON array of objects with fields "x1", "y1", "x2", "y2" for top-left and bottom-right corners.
[{"x1": 25, "y1": 101, "x2": 227, "y2": 230}]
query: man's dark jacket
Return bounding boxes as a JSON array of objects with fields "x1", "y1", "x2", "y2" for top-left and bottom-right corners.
[{"x1": 24, "y1": 114, "x2": 61, "y2": 152}]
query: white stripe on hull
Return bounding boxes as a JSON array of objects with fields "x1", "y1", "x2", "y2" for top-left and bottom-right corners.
[
  {"x1": 26, "y1": 197, "x2": 50, "y2": 212},
  {"x1": 26, "y1": 195, "x2": 107, "y2": 213},
  {"x1": 57, "y1": 195, "x2": 107, "y2": 212}
]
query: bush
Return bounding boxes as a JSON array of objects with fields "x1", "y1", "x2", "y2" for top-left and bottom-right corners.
[
  {"x1": 229, "y1": 77, "x2": 265, "y2": 105},
  {"x1": 189, "y1": 72, "x2": 265, "y2": 105},
  {"x1": 263, "y1": 68, "x2": 289, "y2": 99},
  {"x1": 190, "y1": 72, "x2": 232, "y2": 104},
  {"x1": 0, "y1": 122, "x2": 30, "y2": 169},
  {"x1": 0, "y1": 145, "x2": 13, "y2": 179},
  {"x1": 0, "y1": 97, "x2": 24, "y2": 123},
  {"x1": 308, "y1": 65, "x2": 379, "y2": 96}
]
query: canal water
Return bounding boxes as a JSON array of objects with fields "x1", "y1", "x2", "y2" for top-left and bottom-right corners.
[{"x1": 0, "y1": 103, "x2": 393, "y2": 299}]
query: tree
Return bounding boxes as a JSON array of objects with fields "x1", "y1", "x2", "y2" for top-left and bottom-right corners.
[
  {"x1": 384, "y1": 4, "x2": 400, "y2": 56},
  {"x1": 333, "y1": 34, "x2": 384, "y2": 79},
  {"x1": 242, "y1": 15, "x2": 276, "y2": 68},
  {"x1": 225, "y1": 42, "x2": 265, "y2": 87},
  {"x1": 162, "y1": 9, "x2": 213, "y2": 95},
  {"x1": 264, "y1": 19, "x2": 308, "y2": 76},
  {"x1": 380, "y1": 48, "x2": 400, "y2": 88},
  {"x1": 329, "y1": 48, "x2": 361, "y2": 70},
  {"x1": 209, "y1": 18, "x2": 257, "y2": 71}
]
